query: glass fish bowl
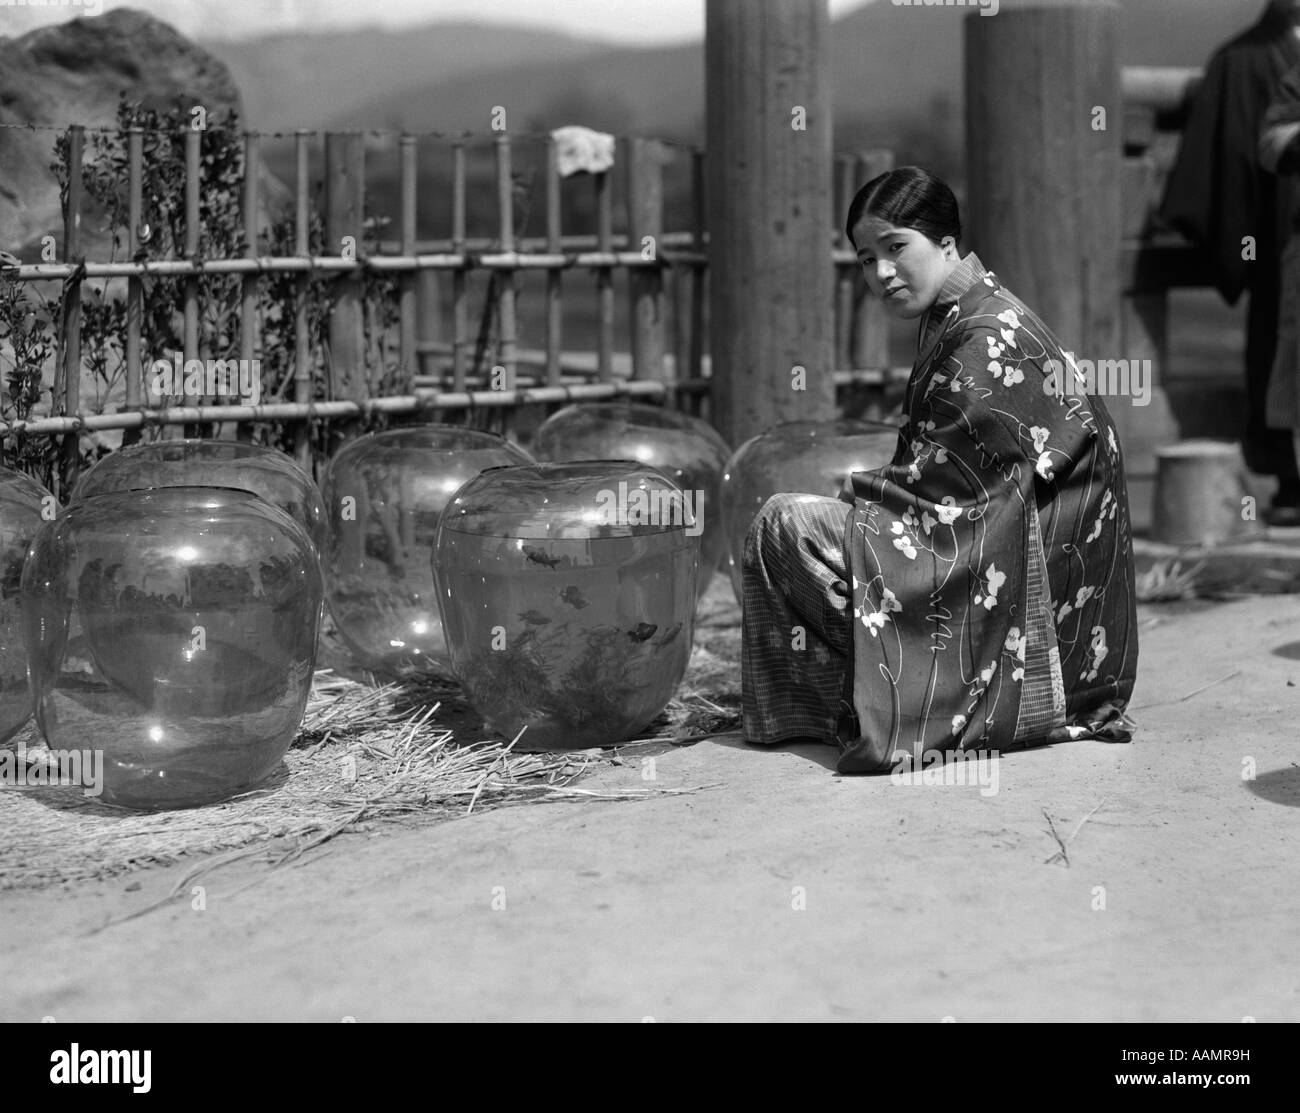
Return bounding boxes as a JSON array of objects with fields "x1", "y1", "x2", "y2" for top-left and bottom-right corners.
[
  {"x1": 720, "y1": 419, "x2": 898, "y2": 602},
  {"x1": 320, "y1": 425, "x2": 534, "y2": 672},
  {"x1": 72, "y1": 438, "x2": 328, "y2": 555},
  {"x1": 21, "y1": 486, "x2": 323, "y2": 810},
  {"x1": 534, "y1": 402, "x2": 730, "y2": 602},
  {"x1": 1, "y1": 468, "x2": 57, "y2": 748},
  {"x1": 434, "y1": 460, "x2": 699, "y2": 750}
]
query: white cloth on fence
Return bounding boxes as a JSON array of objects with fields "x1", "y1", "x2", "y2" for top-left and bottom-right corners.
[{"x1": 550, "y1": 126, "x2": 616, "y2": 177}]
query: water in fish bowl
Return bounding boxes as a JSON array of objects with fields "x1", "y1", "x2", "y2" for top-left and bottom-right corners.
[{"x1": 436, "y1": 528, "x2": 696, "y2": 750}]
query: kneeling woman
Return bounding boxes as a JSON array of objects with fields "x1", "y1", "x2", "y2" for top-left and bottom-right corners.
[{"x1": 742, "y1": 167, "x2": 1138, "y2": 773}]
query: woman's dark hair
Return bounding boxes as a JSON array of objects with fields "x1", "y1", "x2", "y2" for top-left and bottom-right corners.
[{"x1": 845, "y1": 166, "x2": 961, "y2": 251}]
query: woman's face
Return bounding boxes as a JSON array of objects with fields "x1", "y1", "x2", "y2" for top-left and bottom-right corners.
[{"x1": 852, "y1": 215, "x2": 958, "y2": 320}]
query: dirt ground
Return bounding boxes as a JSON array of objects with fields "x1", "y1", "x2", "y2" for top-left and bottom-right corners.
[{"x1": 3, "y1": 587, "x2": 1299, "y2": 1022}]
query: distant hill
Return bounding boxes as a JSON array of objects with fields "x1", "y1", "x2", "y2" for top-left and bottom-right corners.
[
  {"x1": 2, "y1": 0, "x2": 1265, "y2": 250},
  {"x1": 202, "y1": 23, "x2": 612, "y2": 134},
  {"x1": 214, "y1": 0, "x2": 1252, "y2": 198},
  {"x1": 198, "y1": 0, "x2": 1261, "y2": 145}
]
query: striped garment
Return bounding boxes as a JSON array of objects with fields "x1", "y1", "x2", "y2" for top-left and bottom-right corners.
[{"x1": 740, "y1": 493, "x2": 852, "y2": 745}]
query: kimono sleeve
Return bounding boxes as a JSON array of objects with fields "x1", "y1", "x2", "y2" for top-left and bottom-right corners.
[{"x1": 848, "y1": 305, "x2": 1096, "y2": 509}]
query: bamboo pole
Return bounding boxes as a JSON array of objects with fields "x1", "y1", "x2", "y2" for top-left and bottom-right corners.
[
  {"x1": 0, "y1": 371, "x2": 916, "y2": 438},
  {"x1": 671, "y1": 245, "x2": 690, "y2": 409},
  {"x1": 545, "y1": 135, "x2": 562, "y2": 388},
  {"x1": 123, "y1": 125, "x2": 143, "y2": 450},
  {"x1": 293, "y1": 129, "x2": 311, "y2": 470},
  {"x1": 416, "y1": 269, "x2": 441, "y2": 387},
  {"x1": 410, "y1": 344, "x2": 905, "y2": 382},
  {"x1": 689, "y1": 147, "x2": 706, "y2": 417},
  {"x1": 399, "y1": 134, "x2": 418, "y2": 395},
  {"x1": 0, "y1": 380, "x2": 670, "y2": 436},
  {"x1": 177, "y1": 125, "x2": 201, "y2": 442},
  {"x1": 413, "y1": 136, "x2": 442, "y2": 400},
  {"x1": 6, "y1": 251, "x2": 670, "y2": 279},
  {"x1": 60, "y1": 124, "x2": 84, "y2": 486},
  {"x1": 325, "y1": 132, "x2": 366, "y2": 434},
  {"x1": 451, "y1": 142, "x2": 467, "y2": 392},
  {"x1": 379, "y1": 230, "x2": 703, "y2": 253},
  {"x1": 238, "y1": 130, "x2": 260, "y2": 441},
  {"x1": 495, "y1": 132, "x2": 517, "y2": 391},
  {"x1": 626, "y1": 137, "x2": 666, "y2": 383},
  {"x1": 595, "y1": 167, "x2": 614, "y2": 382},
  {"x1": 670, "y1": 265, "x2": 687, "y2": 402}
]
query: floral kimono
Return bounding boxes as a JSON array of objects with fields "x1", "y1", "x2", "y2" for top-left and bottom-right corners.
[
  {"x1": 740, "y1": 253, "x2": 1138, "y2": 774},
  {"x1": 836, "y1": 253, "x2": 1137, "y2": 771}
]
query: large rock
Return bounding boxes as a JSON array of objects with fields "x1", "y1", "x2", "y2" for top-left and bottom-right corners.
[{"x1": 0, "y1": 7, "x2": 263, "y2": 259}]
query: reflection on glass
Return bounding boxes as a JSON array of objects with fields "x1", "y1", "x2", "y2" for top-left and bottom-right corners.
[
  {"x1": 320, "y1": 425, "x2": 533, "y2": 672},
  {"x1": 1, "y1": 468, "x2": 57, "y2": 748},
  {"x1": 21, "y1": 487, "x2": 323, "y2": 810},
  {"x1": 72, "y1": 439, "x2": 328, "y2": 555},
  {"x1": 535, "y1": 402, "x2": 731, "y2": 603}
]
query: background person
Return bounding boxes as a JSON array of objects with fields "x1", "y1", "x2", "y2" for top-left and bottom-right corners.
[
  {"x1": 1159, "y1": 0, "x2": 1300, "y2": 524},
  {"x1": 1257, "y1": 53, "x2": 1300, "y2": 472}
]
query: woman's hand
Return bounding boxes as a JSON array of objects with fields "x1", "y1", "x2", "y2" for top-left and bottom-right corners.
[{"x1": 838, "y1": 473, "x2": 858, "y2": 505}]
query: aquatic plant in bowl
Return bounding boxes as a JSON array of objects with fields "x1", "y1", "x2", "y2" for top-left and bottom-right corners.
[{"x1": 433, "y1": 460, "x2": 700, "y2": 749}]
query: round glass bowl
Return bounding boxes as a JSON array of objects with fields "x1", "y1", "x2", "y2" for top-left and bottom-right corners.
[
  {"x1": 21, "y1": 486, "x2": 323, "y2": 810},
  {"x1": 433, "y1": 460, "x2": 699, "y2": 749},
  {"x1": 72, "y1": 439, "x2": 328, "y2": 555},
  {"x1": 1, "y1": 467, "x2": 57, "y2": 748},
  {"x1": 719, "y1": 419, "x2": 898, "y2": 602},
  {"x1": 319, "y1": 425, "x2": 534, "y2": 672},
  {"x1": 534, "y1": 401, "x2": 731, "y2": 602}
]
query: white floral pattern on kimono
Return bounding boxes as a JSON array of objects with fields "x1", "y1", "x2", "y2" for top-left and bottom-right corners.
[{"x1": 836, "y1": 254, "x2": 1138, "y2": 773}]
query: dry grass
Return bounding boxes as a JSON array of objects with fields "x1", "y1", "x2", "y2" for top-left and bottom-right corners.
[
  {"x1": 1135, "y1": 559, "x2": 1205, "y2": 603},
  {"x1": 0, "y1": 585, "x2": 744, "y2": 891}
]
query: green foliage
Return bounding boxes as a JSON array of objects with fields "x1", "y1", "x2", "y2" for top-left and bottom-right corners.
[
  {"x1": 0, "y1": 96, "x2": 403, "y2": 492},
  {"x1": 0, "y1": 276, "x2": 60, "y2": 489}
]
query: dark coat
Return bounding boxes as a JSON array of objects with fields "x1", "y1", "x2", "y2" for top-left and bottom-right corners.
[
  {"x1": 1261, "y1": 60, "x2": 1300, "y2": 428},
  {"x1": 1159, "y1": 3, "x2": 1300, "y2": 305}
]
